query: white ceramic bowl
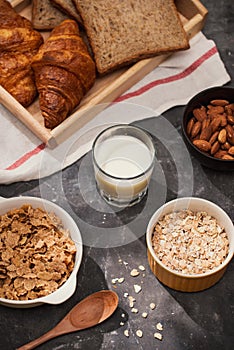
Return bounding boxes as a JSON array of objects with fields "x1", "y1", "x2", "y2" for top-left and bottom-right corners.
[
  {"x1": 146, "y1": 197, "x2": 234, "y2": 292},
  {"x1": 0, "y1": 196, "x2": 83, "y2": 307}
]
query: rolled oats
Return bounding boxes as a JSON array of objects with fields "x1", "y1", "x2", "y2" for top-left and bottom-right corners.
[
  {"x1": 133, "y1": 284, "x2": 142, "y2": 293},
  {"x1": 136, "y1": 330, "x2": 143, "y2": 338},
  {"x1": 154, "y1": 332, "x2": 163, "y2": 340},
  {"x1": 151, "y1": 210, "x2": 229, "y2": 274},
  {"x1": 156, "y1": 322, "x2": 163, "y2": 331},
  {"x1": 124, "y1": 329, "x2": 130, "y2": 337},
  {"x1": 118, "y1": 277, "x2": 125, "y2": 283},
  {"x1": 0, "y1": 204, "x2": 76, "y2": 300},
  {"x1": 111, "y1": 278, "x2": 119, "y2": 284},
  {"x1": 131, "y1": 307, "x2": 138, "y2": 313},
  {"x1": 130, "y1": 269, "x2": 140, "y2": 277}
]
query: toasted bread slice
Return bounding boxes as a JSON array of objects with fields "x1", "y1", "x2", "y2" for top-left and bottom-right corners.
[
  {"x1": 50, "y1": 0, "x2": 83, "y2": 24},
  {"x1": 32, "y1": 0, "x2": 69, "y2": 30},
  {"x1": 73, "y1": 0, "x2": 189, "y2": 75}
]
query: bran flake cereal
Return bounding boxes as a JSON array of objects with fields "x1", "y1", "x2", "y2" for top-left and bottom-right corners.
[{"x1": 0, "y1": 204, "x2": 76, "y2": 300}]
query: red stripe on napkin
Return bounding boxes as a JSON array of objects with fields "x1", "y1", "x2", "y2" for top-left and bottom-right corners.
[
  {"x1": 115, "y1": 46, "x2": 218, "y2": 102},
  {"x1": 5, "y1": 143, "x2": 46, "y2": 170}
]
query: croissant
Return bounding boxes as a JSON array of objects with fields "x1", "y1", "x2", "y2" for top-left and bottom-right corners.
[
  {"x1": 0, "y1": 0, "x2": 43, "y2": 107},
  {"x1": 32, "y1": 19, "x2": 96, "y2": 129}
]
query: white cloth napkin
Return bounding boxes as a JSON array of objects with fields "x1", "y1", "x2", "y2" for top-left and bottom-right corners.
[{"x1": 0, "y1": 32, "x2": 230, "y2": 184}]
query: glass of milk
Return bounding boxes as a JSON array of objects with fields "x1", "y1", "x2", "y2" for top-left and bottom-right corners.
[{"x1": 92, "y1": 124, "x2": 155, "y2": 207}]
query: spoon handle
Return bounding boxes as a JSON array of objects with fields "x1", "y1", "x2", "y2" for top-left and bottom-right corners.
[
  {"x1": 17, "y1": 327, "x2": 62, "y2": 350},
  {"x1": 16, "y1": 318, "x2": 75, "y2": 350},
  {"x1": 16, "y1": 330, "x2": 56, "y2": 350}
]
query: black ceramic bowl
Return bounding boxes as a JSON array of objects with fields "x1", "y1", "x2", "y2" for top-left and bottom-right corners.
[{"x1": 182, "y1": 86, "x2": 234, "y2": 171}]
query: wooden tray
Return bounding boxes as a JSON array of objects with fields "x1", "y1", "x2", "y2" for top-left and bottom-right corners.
[{"x1": 0, "y1": 0, "x2": 208, "y2": 148}]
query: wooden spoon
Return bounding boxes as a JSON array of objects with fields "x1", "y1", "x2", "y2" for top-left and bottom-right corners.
[{"x1": 17, "y1": 290, "x2": 118, "y2": 350}]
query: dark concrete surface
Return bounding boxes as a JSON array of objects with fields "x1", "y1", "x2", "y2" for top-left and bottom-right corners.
[{"x1": 0, "y1": 0, "x2": 233, "y2": 349}]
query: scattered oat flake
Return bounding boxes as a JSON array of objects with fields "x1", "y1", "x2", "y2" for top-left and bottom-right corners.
[
  {"x1": 134, "y1": 284, "x2": 142, "y2": 293},
  {"x1": 156, "y1": 322, "x2": 163, "y2": 331},
  {"x1": 136, "y1": 330, "x2": 143, "y2": 338},
  {"x1": 128, "y1": 295, "x2": 136, "y2": 307},
  {"x1": 154, "y1": 332, "x2": 163, "y2": 340},
  {"x1": 131, "y1": 307, "x2": 138, "y2": 313},
  {"x1": 118, "y1": 277, "x2": 125, "y2": 283},
  {"x1": 124, "y1": 292, "x2": 129, "y2": 298},
  {"x1": 150, "y1": 303, "x2": 156, "y2": 310},
  {"x1": 130, "y1": 269, "x2": 140, "y2": 277},
  {"x1": 124, "y1": 330, "x2": 129, "y2": 337},
  {"x1": 138, "y1": 265, "x2": 145, "y2": 271},
  {"x1": 142, "y1": 312, "x2": 148, "y2": 318},
  {"x1": 120, "y1": 322, "x2": 124, "y2": 326},
  {"x1": 111, "y1": 278, "x2": 119, "y2": 284}
]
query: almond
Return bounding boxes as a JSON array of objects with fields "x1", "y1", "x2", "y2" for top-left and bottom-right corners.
[
  {"x1": 226, "y1": 103, "x2": 234, "y2": 111},
  {"x1": 228, "y1": 136, "x2": 234, "y2": 146},
  {"x1": 191, "y1": 121, "x2": 201, "y2": 138},
  {"x1": 207, "y1": 105, "x2": 224, "y2": 114},
  {"x1": 186, "y1": 118, "x2": 195, "y2": 136},
  {"x1": 209, "y1": 131, "x2": 219, "y2": 145},
  {"x1": 226, "y1": 124, "x2": 234, "y2": 145},
  {"x1": 222, "y1": 154, "x2": 234, "y2": 160},
  {"x1": 210, "y1": 99, "x2": 229, "y2": 106},
  {"x1": 193, "y1": 106, "x2": 207, "y2": 122},
  {"x1": 213, "y1": 150, "x2": 228, "y2": 159},
  {"x1": 228, "y1": 146, "x2": 234, "y2": 156},
  {"x1": 227, "y1": 114, "x2": 234, "y2": 125},
  {"x1": 220, "y1": 114, "x2": 227, "y2": 127},
  {"x1": 221, "y1": 142, "x2": 231, "y2": 150},
  {"x1": 210, "y1": 141, "x2": 220, "y2": 155},
  {"x1": 226, "y1": 124, "x2": 234, "y2": 138},
  {"x1": 210, "y1": 116, "x2": 221, "y2": 132},
  {"x1": 200, "y1": 126, "x2": 212, "y2": 141},
  {"x1": 225, "y1": 106, "x2": 233, "y2": 116},
  {"x1": 201, "y1": 117, "x2": 210, "y2": 130},
  {"x1": 193, "y1": 139, "x2": 211, "y2": 152},
  {"x1": 218, "y1": 129, "x2": 227, "y2": 144}
]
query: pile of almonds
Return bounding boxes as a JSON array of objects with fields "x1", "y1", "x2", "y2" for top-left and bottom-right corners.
[{"x1": 186, "y1": 99, "x2": 234, "y2": 160}]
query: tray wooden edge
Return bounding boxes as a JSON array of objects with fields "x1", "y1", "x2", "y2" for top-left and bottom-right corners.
[{"x1": 4, "y1": 0, "x2": 208, "y2": 148}]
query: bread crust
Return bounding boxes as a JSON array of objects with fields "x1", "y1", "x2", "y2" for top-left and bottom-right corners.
[
  {"x1": 50, "y1": 0, "x2": 83, "y2": 25},
  {"x1": 32, "y1": 0, "x2": 69, "y2": 30},
  {"x1": 74, "y1": 0, "x2": 189, "y2": 75}
]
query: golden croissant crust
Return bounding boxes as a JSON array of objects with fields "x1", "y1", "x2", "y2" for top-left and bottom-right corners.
[
  {"x1": 0, "y1": 0, "x2": 43, "y2": 107},
  {"x1": 32, "y1": 19, "x2": 96, "y2": 129}
]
